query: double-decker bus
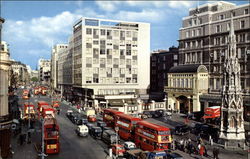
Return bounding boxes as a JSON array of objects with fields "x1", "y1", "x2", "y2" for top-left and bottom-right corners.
[
  {"x1": 103, "y1": 109, "x2": 123, "y2": 129},
  {"x1": 134, "y1": 121, "x2": 172, "y2": 151},
  {"x1": 41, "y1": 105, "x2": 55, "y2": 119},
  {"x1": 37, "y1": 101, "x2": 50, "y2": 118},
  {"x1": 22, "y1": 102, "x2": 36, "y2": 120},
  {"x1": 44, "y1": 118, "x2": 60, "y2": 154},
  {"x1": 116, "y1": 113, "x2": 141, "y2": 140}
]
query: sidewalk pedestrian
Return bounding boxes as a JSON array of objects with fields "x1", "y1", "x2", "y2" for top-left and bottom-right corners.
[
  {"x1": 213, "y1": 147, "x2": 219, "y2": 159},
  {"x1": 199, "y1": 144, "x2": 205, "y2": 158}
]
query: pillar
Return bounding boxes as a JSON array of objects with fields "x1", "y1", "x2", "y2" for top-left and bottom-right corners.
[
  {"x1": 151, "y1": 100, "x2": 155, "y2": 111},
  {"x1": 137, "y1": 98, "x2": 142, "y2": 113},
  {"x1": 176, "y1": 100, "x2": 180, "y2": 113}
]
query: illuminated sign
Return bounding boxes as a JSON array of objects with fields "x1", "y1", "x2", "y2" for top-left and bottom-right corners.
[{"x1": 117, "y1": 120, "x2": 129, "y2": 128}]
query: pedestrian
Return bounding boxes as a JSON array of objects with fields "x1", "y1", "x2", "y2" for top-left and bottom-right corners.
[
  {"x1": 213, "y1": 147, "x2": 219, "y2": 159},
  {"x1": 199, "y1": 144, "x2": 205, "y2": 158},
  {"x1": 57, "y1": 108, "x2": 60, "y2": 115}
]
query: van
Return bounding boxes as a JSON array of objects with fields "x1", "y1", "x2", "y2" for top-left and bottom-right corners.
[
  {"x1": 75, "y1": 125, "x2": 88, "y2": 137},
  {"x1": 101, "y1": 130, "x2": 119, "y2": 145}
]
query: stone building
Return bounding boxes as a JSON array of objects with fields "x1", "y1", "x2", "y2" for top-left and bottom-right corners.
[
  {"x1": 38, "y1": 58, "x2": 51, "y2": 85},
  {"x1": 178, "y1": 1, "x2": 250, "y2": 119},
  {"x1": 51, "y1": 44, "x2": 68, "y2": 92},
  {"x1": 165, "y1": 64, "x2": 209, "y2": 113},
  {"x1": 150, "y1": 46, "x2": 178, "y2": 99},
  {"x1": 11, "y1": 60, "x2": 30, "y2": 85}
]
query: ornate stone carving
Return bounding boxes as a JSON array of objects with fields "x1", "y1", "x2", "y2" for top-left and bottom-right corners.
[{"x1": 219, "y1": 12, "x2": 245, "y2": 142}]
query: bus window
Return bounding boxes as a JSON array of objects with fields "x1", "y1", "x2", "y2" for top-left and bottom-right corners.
[{"x1": 46, "y1": 139, "x2": 57, "y2": 144}]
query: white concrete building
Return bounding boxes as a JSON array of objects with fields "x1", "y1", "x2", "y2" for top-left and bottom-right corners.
[
  {"x1": 51, "y1": 44, "x2": 68, "y2": 90},
  {"x1": 72, "y1": 17, "x2": 150, "y2": 108},
  {"x1": 38, "y1": 58, "x2": 51, "y2": 85}
]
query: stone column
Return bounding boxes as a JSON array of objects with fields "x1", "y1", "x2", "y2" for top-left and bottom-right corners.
[
  {"x1": 137, "y1": 98, "x2": 142, "y2": 114},
  {"x1": 176, "y1": 100, "x2": 180, "y2": 113},
  {"x1": 151, "y1": 100, "x2": 155, "y2": 111}
]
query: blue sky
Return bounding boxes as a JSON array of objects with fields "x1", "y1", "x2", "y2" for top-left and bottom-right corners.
[{"x1": 2, "y1": 1, "x2": 248, "y2": 69}]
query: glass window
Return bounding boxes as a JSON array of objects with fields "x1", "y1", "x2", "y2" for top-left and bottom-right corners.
[
  {"x1": 100, "y1": 29, "x2": 106, "y2": 35},
  {"x1": 245, "y1": 9, "x2": 249, "y2": 14},
  {"x1": 240, "y1": 20, "x2": 245, "y2": 29},
  {"x1": 85, "y1": 19, "x2": 99, "y2": 26},
  {"x1": 86, "y1": 28, "x2": 92, "y2": 35}
]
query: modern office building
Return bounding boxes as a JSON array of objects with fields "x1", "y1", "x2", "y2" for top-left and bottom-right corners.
[
  {"x1": 178, "y1": 1, "x2": 250, "y2": 117},
  {"x1": 51, "y1": 44, "x2": 68, "y2": 91},
  {"x1": 38, "y1": 58, "x2": 51, "y2": 85},
  {"x1": 72, "y1": 17, "x2": 150, "y2": 108},
  {"x1": 58, "y1": 37, "x2": 73, "y2": 100},
  {"x1": 150, "y1": 47, "x2": 178, "y2": 97}
]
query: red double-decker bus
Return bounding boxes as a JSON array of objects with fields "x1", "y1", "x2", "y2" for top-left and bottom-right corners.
[
  {"x1": 103, "y1": 109, "x2": 123, "y2": 129},
  {"x1": 134, "y1": 121, "x2": 172, "y2": 151},
  {"x1": 44, "y1": 118, "x2": 60, "y2": 154},
  {"x1": 116, "y1": 113, "x2": 141, "y2": 140}
]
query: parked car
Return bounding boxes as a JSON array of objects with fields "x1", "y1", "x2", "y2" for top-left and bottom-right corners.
[
  {"x1": 86, "y1": 123, "x2": 94, "y2": 130},
  {"x1": 138, "y1": 113, "x2": 148, "y2": 119},
  {"x1": 97, "y1": 121, "x2": 107, "y2": 129},
  {"x1": 111, "y1": 144, "x2": 126, "y2": 156},
  {"x1": 166, "y1": 152, "x2": 183, "y2": 159},
  {"x1": 174, "y1": 125, "x2": 191, "y2": 135},
  {"x1": 124, "y1": 141, "x2": 136, "y2": 150},
  {"x1": 75, "y1": 125, "x2": 88, "y2": 137},
  {"x1": 66, "y1": 110, "x2": 73, "y2": 118},
  {"x1": 102, "y1": 129, "x2": 119, "y2": 145},
  {"x1": 142, "y1": 111, "x2": 153, "y2": 118},
  {"x1": 76, "y1": 118, "x2": 88, "y2": 125},
  {"x1": 155, "y1": 109, "x2": 169, "y2": 117},
  {"x1": 90, "y1": 126, "x2": 103, "y2": 139}
]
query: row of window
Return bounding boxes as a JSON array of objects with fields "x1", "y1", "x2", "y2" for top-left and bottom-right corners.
[
  {"x1": 216, "y1": 20, "x2": 245, "y2": 33},
  {"x1": 97, "y1": 89, "x2": 135, "y2": 95},
  {"x1": 86, "y1": 28, "x2": 138, "y2": 38},
  {"x1": 85, "y1": 67, "x2": 138, "y2": 75},
  {"x1": 85, "y1": 47, "x2": 138, "y2": 56},
  {"x1": 86, "y1": 77, "x2": 137, "y2": 84},
  {"x1": 169, "y1": 78, "x2": 194, "y2": 89},
  {"x1": 217, "y1": 9, "x2": 249, "y2": 21},
  {"x1": 86, "y1": 57, "x2": 138, "y2": 66}
]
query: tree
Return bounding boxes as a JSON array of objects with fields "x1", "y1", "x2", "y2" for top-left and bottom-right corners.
[{"x1": 31, "y1": 77, "x2": 38, "y2": 82}]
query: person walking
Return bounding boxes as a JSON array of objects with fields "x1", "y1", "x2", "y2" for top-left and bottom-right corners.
[
  {"x1": 199, "y1": 144, "x2": 205, "y2": 158},
  {"x1": 213, "y1": 147, "x2": 219, "y2": 159}
]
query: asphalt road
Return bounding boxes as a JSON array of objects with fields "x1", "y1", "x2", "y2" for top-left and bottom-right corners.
[{"x1": 13, "y1": 89, "x2": 107, "y2": 159}]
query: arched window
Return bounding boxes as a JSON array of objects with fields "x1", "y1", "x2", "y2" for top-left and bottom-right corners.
[
  {"x1": 230, "y1": 116, "x2": 237, "y2": 128},
  {"x1": 238, "y1": 116, "x2": 242, "y2": 128}
]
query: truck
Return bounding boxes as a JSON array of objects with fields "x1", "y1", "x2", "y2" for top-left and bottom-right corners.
[{"x1": 203, "y1": 106, "x2": 221, "y2": 125}]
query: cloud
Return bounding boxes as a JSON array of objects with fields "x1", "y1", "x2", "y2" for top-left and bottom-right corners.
[
  {"x1": 5, "y1": 11, "x2": 81, "y2": 47},
  {"x1": 95, "y1": 1, "x2": 121, "y2": 12}
]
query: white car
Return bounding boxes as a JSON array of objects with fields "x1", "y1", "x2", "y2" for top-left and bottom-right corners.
[
  {"x1": 124, "y1": 141, "x2": 136, "y2": 150},
  {"x1": 75, "y1": 125, "x2": 89, "y2": 137}
]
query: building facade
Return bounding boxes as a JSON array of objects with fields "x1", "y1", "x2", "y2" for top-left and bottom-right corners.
[
  {"x1": 72, "y1": 17, "x2": 150, "y2": 108},
  {"x1": 51, "y1": 44, "x2": 68, "y2": 91},
  {"x1": 38, "y1": 58, "x2": 51, "y2": 85},
  {"x1": 11, "y1": 60, "x2": 30, "y2": 86},
  {"x1": 165, "y1": 65, "x2": 209, "y2": 113},
  {"x1": 178, "y1": 1, "x2": 250, "y2": 118},
  {"x1": 150, "y1": 47, "x2": 178, "y2": 95},
  {"x1": 58, "y1": 37, "x2": 73, "y2": 101}
]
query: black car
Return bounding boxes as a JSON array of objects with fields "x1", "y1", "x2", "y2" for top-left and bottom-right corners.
[
  {"x1": 97, "y1": 121, "x2": 107, "y2": 128},
  {"x1": 142, "y1": 111, "x2": 153, "y2": 118},
  {"x1": 166, "y1": 152, "x2": 183, "y2": 159},
  {"x1": 154, "y1": 109, "x2": 166, "y2": 117},
  {"x1": 76, "y1": 118, "x2": 88, "y2": 125},
  {"x1": 90, "y1": 126, "x2": 103, "y2": 139},
  {"x1": 187, "y1": 111, "x2": 204, "y2": 121},
  {"x1": 190, "y1": 123, "x2": 203, "y2": 134},
  {"x1": 174, "y1": 125, "x2": 190, "y2": 135}
]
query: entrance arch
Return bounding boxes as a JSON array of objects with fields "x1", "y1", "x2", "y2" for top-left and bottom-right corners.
[{"x1": 176, "y1": 95, "x2": 189, "y2": 114}]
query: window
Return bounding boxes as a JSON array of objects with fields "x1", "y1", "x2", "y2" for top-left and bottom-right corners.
[
  {"x1": 100, "y1": 29, "x2": 105, "y2": 35},
  {"x1": 126, "y1": 78, "x2": 131, "y2": 83},
  {"x1": 245, "y1": 9, "x2": 249, "y2": 14},
  {"x1": 189, "y1": 20, "x2": 192, "y2": 26},
  {"x1": 107, "y1": 49, "x2": 112, "y2": 55},
  {"x1": 174, "y1": 55, "x2": 178, "y2": 60},
  {"x1": 86, "y1": 43, "x2": 92, "y2": 48},
  {"x1": 126, "y1": 31, "x2": 131, "y2": 37},
  {"x1": 120, "y1": 68, "x2": 125, "y2": 74},
  {"x1": 132, "y1": 50, "x2": 137, "y2": 56},
  {"x1": 216, "y1": 25, "x2": 221, "y2": 33},
  {"x1": 192, "y1": 30, "x2": 195, "y2": 37},
  {"x1": 240, "y1": 20, "x2": 245, "y2": 29},
  {"x1": 120, "y1": 59, "x2": 125, "y2": 65},
  {"x1": 100, "y1": 49, "x2": 105, "y2": 55},
  {"x1": 86, "y1": 57, "x2": 92, "y2": 64},
  {"x1": 186, "y1": 31, "x2": 190, "y2": 38},
  {"x1": 93, "y1": 58, "x2": 99, "y2": 64},
  {"x1": 126, "y1": 59, "x2": 131, "y2": 65},
  {"x1": 220, "y1": 14, "x2": 224, "y2": 20},
  {"x1": 120, "y1": 49, "x2": 125, "y2": 56},
  {"x1": 113, "y1": 30, "x2": 119, "y2": 37},
  {"x1": 107, "y1": 30, "x2": 112, "y2": 36},
  {"x1": 86, "y1": 77, "x2": 92, "y2": 83},
  {"x1": 113, "y1": 58, "x2": 119, "y2": 65},
  {"x1": 93, "y1": 40, "x2": 99, "y2": 45},
  {"x1": 86, "y1": 28, "x2": 92, "y2": 35},
  {"x1": 227, "y1": 23, "x2": 230, "y2": 31},
  {"x1": 93, "y1": 77, "x2": 99, "y2": 83},
  {"x1": 85, "y1": 19, "x2": 98, "y2": 26},
  {"x1": 100, "y1": 58, "x2": 106, "y2": 64}
]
